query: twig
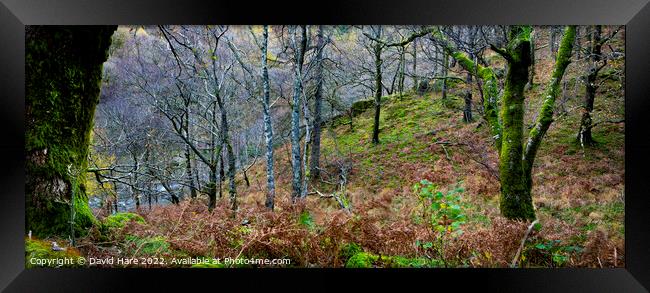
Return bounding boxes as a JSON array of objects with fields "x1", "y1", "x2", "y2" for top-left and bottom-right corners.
[
  {"x1": 314, "y1": 188, "x2": 349, "y2": 213},
  {"x1": 510, "y1": 219, "x2": 539, "y2": 268},
  {"x1": 440, "y1": 144, "x2": 451, "y2": 161}
]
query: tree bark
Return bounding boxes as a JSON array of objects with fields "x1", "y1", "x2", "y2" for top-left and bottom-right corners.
[
  {"x1": 463, "y1": 72, "x2": 473, "y2": 123},
  {"x1": 290, "y1": 25, "x2": 307, "y2": 201},
  {"x1": 412, "y1": 38, "x2": 418, "y2": 91},
  {"x1": 521, "y1": 26, "x2": 576, "y2": 218},
  {"x1": 183, "y1": 106, "x2": 197, "y2": 199},
  {"x1": 26, "y1": 26, "x2": 116, "y2": 238},
  {"x1": 310, "y1": 25, "x2": 325, "y2": 181},
  {"x1": 577, "y1": 25, "x2": 602, "y2": 147},
  {"x1": 441, "y1": 51, "x2": 448, "y2": 101},
  {"x1": 261, "y1": 26, "x2": 276, "y2": 210},
  {"x1": 372, "y1": 26, "x2": 383, "y2": 145},
  {"x1": 498, "y1": 26, "x2": 534, "y2": 220}
]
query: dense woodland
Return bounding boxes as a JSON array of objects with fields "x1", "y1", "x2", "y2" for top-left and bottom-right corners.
[{"x1": 25, "y1": 25, "x2": 625, "y2": 268}]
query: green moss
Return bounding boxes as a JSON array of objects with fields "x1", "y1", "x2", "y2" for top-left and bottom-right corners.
[
  {"x1": 345, "y1": 251, "x2": 442, "y2": 268},
  {"x1": 103, "y1": 212, "x2": 146, "y2": 230},
  {"x1": 345, "y1": 252, "x2": 379, "y2": 268},
  {"x1": 351, "y1": 99, "x2": 375, "y2": 116},
  {"x1": 124, "y1": 235, "x2": 170, "y2": 256},
  {"x1": 26, "y1": 26, "x2": 117, "y2": 238},
  {"x1": 25, "y1": 238, "x2": 83, "y2": 268}
]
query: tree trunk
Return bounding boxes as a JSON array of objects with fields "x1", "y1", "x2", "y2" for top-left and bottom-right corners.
[
  {"x1": 372, "y1": 26, "x2": 383, "y2": 145},
  {"x1": 412, "y1": 38, "x2": 418, "y2": 91},
  {"x1": 577, "y1": 25, "x2": 602, "y2": 147},
  {"x1": 208, "y1": 166, "x2": 217, "y2": 211},
  {"x1": 310, "y1": 25, "x2": 325, "y2": 181},
  {"x1": 523, "y1": 26, "x2": 577, "y2": 219},
  {"x1": 441, "y1": 51, "x2": 449, "y2": 101},
  {"x1": 526, "y1": 29, "x2": 536, "y2": 90},
  {"x1": 463, "y1": 72, "x2": 473, "y2": 123},
  {"x1": 398, "y1": 46, "x2": 406, "y2": 97},
  {"x1": 498, "y1": 26, "x2": 535, "y2": 221},
  {"x1": 550, "y1": 26, "x2": 558, "y2": 59},
  {"x1": 26, "y1": 26, "x2": 117, "y2": 238},
  {"x1": 261, "y1": 26, "x2": 276, "y2": 210},
  {"x1": 185, "y1": 145, "x2": 197, "y2": 198},
  {"x1": 290, "y1": 25, "x2": 307, "y2": 201}
]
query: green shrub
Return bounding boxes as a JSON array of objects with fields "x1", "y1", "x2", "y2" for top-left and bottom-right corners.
[
  {"x1": 299, "y1": 211, "x2": 315, "y2": 230},
  {"x1": 340, "y1": 242, "x2": 362, "y2": 261},
  {"x1": 413, "y1": 180, "x2": 468, "y2": 264}
]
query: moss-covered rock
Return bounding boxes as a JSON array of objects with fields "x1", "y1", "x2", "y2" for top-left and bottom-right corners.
[
  {"x1": 26, "y1": 26, "x2": 117, "y2": 239},
  {"x1": 351, "y1": 99, "x2": 375, "y2": 116},
  {"x1": 25, "y1": 238, "x2": 83, "y2": 268}
]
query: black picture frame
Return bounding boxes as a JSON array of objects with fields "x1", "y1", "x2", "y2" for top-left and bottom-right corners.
[{"x1": 1, "y1": 0, "x2": 649, "y2": 291}]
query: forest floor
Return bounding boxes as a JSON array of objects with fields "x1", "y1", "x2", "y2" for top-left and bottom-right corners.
[{"x1": 30, "y1": 41, "x2": 625, "y2": 268}]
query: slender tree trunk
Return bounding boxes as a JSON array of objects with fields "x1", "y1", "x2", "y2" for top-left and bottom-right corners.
[
  {"x1": 261, "y1": 26, "x2": 276, "y2": 210},
  {"x1": 183, "y1": 108, "x2": 197, "y2": 199},
  {"x1": 185, "y1": 145, "x2": 197, "y2": 198},
  {"x1": 131, "y1": 152, "x2": 141, "y2": 210},
  {"x1": 398, "y1": 46, "x2": 406, "y2": 97},
  {"x1": 301, "y1": 102, "x2": 311, "y2": 198},
  {"x1": 113, "y1": 180, "x2": 119, "y2": 213},
  {"x1": 577, "y1": 25, "x2": 602, "y2": 147},
  {"x1": 522, "y1": 26, "x2": 577, "y2": 219},
  {"x1": 550, "y1": 26, "x2": 558, "y2": 59},
  {"x1": 463, "y1": 72, "x2": 473, "y2": 123},
  {"x1": 219, "y1": 149, "x2": 225, "y2": 199},
  {"x1": 526, "y1": 29, "x2": 536, "y2": 90},
  {"x1": 441, "y1": 51, "x2": 449, "y2": 101},
  {"x1": 310, "y1": 25, "x2": 325, "y2": 181},
  {"x1": 213, "y1": 88, "x2": 237, "y2": 212},
  {"x1": 208, "y1": 165, "x2": 217, "y2": 211},
  {"x1": 372, "y1": 26, "x2": 383, "y2": 145},
  {"x1": 290, "y1": 25, "x2": 307, "y2": 201},
  {"x1": 412, "y1": 38, "x2": 418, "y2": 91}
]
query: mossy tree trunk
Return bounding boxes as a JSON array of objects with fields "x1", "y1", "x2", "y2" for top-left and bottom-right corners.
[
  {"x1": 439, "y1": 26, "x2": 576, "y2": 220},
  {"x1": 496, "y1": 26, "x2": 535, "y2": 220},
  {"x1": 523, "y1": 26, "x2": 577, "y2": 191},
  {"x1": 26, "y1": 26, "x2": 116, "y2": 238}
]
